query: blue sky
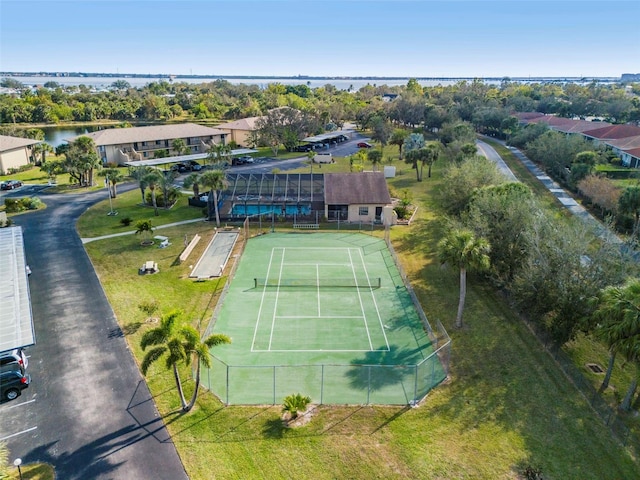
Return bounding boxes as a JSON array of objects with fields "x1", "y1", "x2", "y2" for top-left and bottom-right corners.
[{"x1": 1, "y1": 0, "x2": 638, "y2": 78}]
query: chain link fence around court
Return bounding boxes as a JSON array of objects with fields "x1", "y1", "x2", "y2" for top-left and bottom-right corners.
[{"x1": 200, "y1": 224, "x2": 451, "y2": 406}]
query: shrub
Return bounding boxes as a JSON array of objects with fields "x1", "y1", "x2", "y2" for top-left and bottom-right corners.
[
  {"x1": 120, "y1": 216, "x2": 133, "y2": 227},
  {"x1": 4, "y1": 197, "x2": 42, "y2": 213},
  {"x1": 282, "y1": 393, "x2": 312, "y2": 419},
  {"x1": 138, "y1": 300, "x2": 159, "y2": 318}
]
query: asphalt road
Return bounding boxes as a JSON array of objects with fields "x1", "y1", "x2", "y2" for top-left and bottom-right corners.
[{"x1": 0, "y1": 185, "x2": 188, "y2": 480}]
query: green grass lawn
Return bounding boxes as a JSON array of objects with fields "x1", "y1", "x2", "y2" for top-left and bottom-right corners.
[{"x1": 79, "y1": 151, "x2": 640, "y2": 479}]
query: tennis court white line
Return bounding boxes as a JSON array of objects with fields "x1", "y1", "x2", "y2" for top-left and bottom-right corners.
[
  {"x1": 275, "y1": 315, "x2": 365, "y2": 319},
  {"x1": 251, "y1": 247, "x2": 276, "y2": 351},
  {"x1": 253, "y1": 348, "x2": 391, "y2": 353},
  {"x1": 283, "y1": 262, "x2": 353, "y2": 266},
  {"x1": 268, "y1": 247, "x2": 286, "y2": 350},
  {"x1": 272, "y1": 247, "x2": 356, "y2": 250},
  {"x1": 348, "y1": 248, "x2": 373, "y2": 350},
  {"x1": 357, "y1": 248, "x2": 390, "y2": 349}
]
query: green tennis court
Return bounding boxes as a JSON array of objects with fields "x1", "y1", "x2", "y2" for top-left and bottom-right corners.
[{"x1": 203, "y1": 232, "x2": 448, "y2": 405}]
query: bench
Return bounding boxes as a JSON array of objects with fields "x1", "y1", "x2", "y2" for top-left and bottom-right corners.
[
  {"x1": 292, "y1": 223, "x2": 319, "y2": 229},
  {"x1": 179, "y1": 234, "x2": 201, "y2": 263}
]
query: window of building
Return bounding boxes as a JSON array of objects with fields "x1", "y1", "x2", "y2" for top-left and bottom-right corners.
[{"x1": 359, "y1": 206, "x2": 369, "y2": 216}]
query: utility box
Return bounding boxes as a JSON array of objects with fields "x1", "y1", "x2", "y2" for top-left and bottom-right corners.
[
  {"x1": 384, "y1": 166, "x2": 396, "y2": 178},
  {"x1": 313, "y1": 153, "x2": 333, "y2": 164}
]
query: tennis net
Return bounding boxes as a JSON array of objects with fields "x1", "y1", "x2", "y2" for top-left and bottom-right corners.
[{"x1": 254, "y1": 277, "x2": 381, "y2": 289}]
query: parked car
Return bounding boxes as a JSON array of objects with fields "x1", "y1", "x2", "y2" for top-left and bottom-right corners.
[
  {"x1": 188, "y1": 160, "x2": 202, "y2": 171},
  {"x1": 0, "y1": 348, "x2": 28, "y2": 374},
  {"x1": 294, "y1": 144, "x2": 313, "y2": 152},
  {"x1": 357, "y1": 142, "x2": 373, "y2": 148},
  {"x1": 1, "y1": 180, "x2": 23, "y2": 190},
  {"x1": 0, "y1": 368, "x2": 31, "y2": 401}
]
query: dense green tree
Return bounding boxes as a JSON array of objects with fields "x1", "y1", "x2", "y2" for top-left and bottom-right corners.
[
  {"x1": 618, "y1": 186, "x2": 640, "y2": 236},
  {"x1": 63, "y1": 136, "x2": 102, "y2": 186},
  {"x1": 389, "y1": 129, "x2": 408, "y2": 159},
  {"x1": 367, "y1": 149, "x2": 383, "y2": 172}
]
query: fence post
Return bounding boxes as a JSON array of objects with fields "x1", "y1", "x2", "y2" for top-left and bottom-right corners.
[
  {"x1": 367, "y1": 366, "x2": 371, "y2": 404},
  {"x1": 414, "y1": 364, "x2": 418, "y2": 404},
  {"x1": 321, "y1": 365, "x2": 324, "y2": 405},
  {"x1": 226, "y1": 365, "x2": 230, "y2": 406},
  {"x1": 273, "y1": 366, "x2": 277, "y2": 405}
]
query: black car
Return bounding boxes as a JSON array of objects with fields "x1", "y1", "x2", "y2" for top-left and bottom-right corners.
[
  {"x1": 294, "y1": 144, "x2": 313, "y2": 152},
  {"x1": 0, "y1": 369, "x2": 30, "y2": 401},
  {"x1": 0, "y1": 180, "x2": 23, "y2": 190}
]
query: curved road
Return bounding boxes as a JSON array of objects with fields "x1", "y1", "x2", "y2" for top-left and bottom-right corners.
[{"x1": 1, "y1": 185, "x2": 188, "y2": 480}]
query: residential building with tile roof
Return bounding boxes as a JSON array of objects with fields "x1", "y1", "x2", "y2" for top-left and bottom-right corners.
[
  {"x1": 0, "y1": 135, "x2": 41, "y2": 174},
  {"x1": 66, "y1": 123, "x2": 228, "y2": 165},
  {"x1": 216, "y1": 116, "x2": 262, "y2": 148}
]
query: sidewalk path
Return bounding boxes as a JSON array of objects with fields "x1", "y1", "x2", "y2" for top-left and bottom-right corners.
[
  {"x1": 81, "y1": 217, "x2": 205, "y2": 244},
  {"x1": 478, "y1": 137, "x2": 622, "y2": 245}
]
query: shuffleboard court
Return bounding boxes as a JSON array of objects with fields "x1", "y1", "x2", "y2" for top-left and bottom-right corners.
[
  {"x1": 203, "y1": 232, "x2": 448, "y2": 405},
  {"x1": 190, "y1": 230, "x2": 238, "y2": 278}
]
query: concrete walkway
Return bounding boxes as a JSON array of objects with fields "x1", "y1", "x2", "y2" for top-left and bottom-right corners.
[
  {"x1": 81, "y1": 217, "x2": 205, "y2": 244},
  {"x1": 478, "y1": 138, "x2": 623, "y2": 246}
]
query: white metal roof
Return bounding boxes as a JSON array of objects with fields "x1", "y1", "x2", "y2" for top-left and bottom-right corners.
[
  {"x1": 123, "y1": 149, "x2": 259, "y2": 167},
  {"x1": 303, "y1": 129, "x2": 355, "y2": 143},
  {"x1": 0, "y1": 227, "x2": 35, "y2": 353}
]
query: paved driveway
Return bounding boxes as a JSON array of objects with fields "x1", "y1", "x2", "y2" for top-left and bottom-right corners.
[{"x1": 0, "y1": 185, "x2": 187, "y2": 480}]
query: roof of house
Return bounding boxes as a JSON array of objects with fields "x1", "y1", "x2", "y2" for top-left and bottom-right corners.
[
  {"x1": 582, "y1": 124, "x2": 640, "y2": 140},
  {"x1": 513, "y1": 112, "x2": 546, "y2": 121},
  {"x1": 324, "y1": 172, "x2": 391, "y2": 205},
  {"x1": 520, "y1": 114, "x2": 611, "y2": 133},
  {"x1": 605, "y1": 135, "x2": 640, "y2": 151},
  {"x1": 0, "y1": 135, "x2": 41, "y2": 152},
  {"x1": 625, "y1": 147, "x2": 640, "y2": 159},
  {"x1": 216, "y1": 116, "x2": 262, "y2": 131},
  {"x1": 66, "y1": 123, "x2": 227, "y2": 146}
]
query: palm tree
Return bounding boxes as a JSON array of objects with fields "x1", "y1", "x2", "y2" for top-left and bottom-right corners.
[
  {"x1": 390, "y1": 129, "x2": 407, "y2": 159},
  {"x1": 199, "y1": 170, "x2": 228, "y2": 226},
  {"x1": 141, "y1": 309, "x2": 230, "y2": 412},
  {"x1": 367, "y1": 149, "x2": 383, "y2": 172},
  {"x1": 142, "y1": 170, "x2": 163, "y2": 216},
  {"x1": 183, "y1": 172, "x2": 201, "y2": 198},
  {"x1": 158, "y1": 170, "x2": 178, "y2": 210},
  {"x1": 592, "y1": 279, "x2": 640, "y2": 409},
  {"x1": 172, "y1": 138, "x2": 190, "y2": 156},
  {"x1": 129, "y1": 166, "x2": 154, "y2": 204},
  {"x1": 181, "y1": 326, "x2": 231, "y2": 412},
  {"x1": 282, "y1": 393, "x2": 312, "y2": 420},
  {"x1": 422, "y1": 142, "x2": 442, "y2": 178},
  {"x1": 134, "y1": 219, "x2": 154, "y2": 244},
  {"x1": 99, "y1": 167, "x2": 126, "y2": 198},
  {"x1": 207, "y1": 143, "x2": 231, "y2": 168},
  {"x1": 438, "y1": 229, "x2": 491, "y2": 328}
]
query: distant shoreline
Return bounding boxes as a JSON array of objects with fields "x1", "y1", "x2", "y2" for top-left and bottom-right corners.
[{"x1": 0, "y1": 72, "x2": 621, "y2": 83}]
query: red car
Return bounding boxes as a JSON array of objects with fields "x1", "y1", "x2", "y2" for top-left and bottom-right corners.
[
  {"x1": 357, "y1": 142, "x2": 372, "y2": 148},
  {"x1": 0, "y1": 180, "x2": 23, "y2": 190}
]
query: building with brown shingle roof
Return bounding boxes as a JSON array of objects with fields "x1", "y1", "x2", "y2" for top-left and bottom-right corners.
[
  {"x1": 66, "y1": 123, "x2": 228, "y2": 165},
  {"x1": 324, "y1": 172, "x2": 393, "y2": 223},
  {"x1": 216, "y1": 117, "x2": 262, "y2": 148},
  {"x1": 0, "y1": 135, "x2": 41, "y2": 175}
]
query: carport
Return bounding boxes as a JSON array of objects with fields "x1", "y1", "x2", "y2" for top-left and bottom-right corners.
[
  {"x1": 0, "y1": 227, "x2": 35, "y2": 353},
  {"x1": 302, "y1": 129, "x2": 355, "y2": 144},
  {"x1": 123, "y1": 148, "x2": 259, "y2": 169}
]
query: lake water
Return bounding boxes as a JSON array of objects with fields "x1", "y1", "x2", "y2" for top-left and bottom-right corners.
[{"x1": 7, "y1": 75, "x2": 473, "y2": 91}]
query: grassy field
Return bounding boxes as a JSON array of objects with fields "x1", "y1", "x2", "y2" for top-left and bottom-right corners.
[{"x1": 79, "y1": 151, "x2": 640, "y2": 479}]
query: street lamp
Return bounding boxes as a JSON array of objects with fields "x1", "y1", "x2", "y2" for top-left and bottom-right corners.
[{"x1": 13, "y1": 458, "x2": 23, "y2": 480}]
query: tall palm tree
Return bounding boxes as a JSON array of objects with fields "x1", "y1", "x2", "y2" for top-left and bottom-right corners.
[
  {"x1": 141, "y1": 310, "x2": 230, "y2": 412},
  {"x1": 592, "y1": 279, "x2": 640, "y2": 409},
  {"x1": 438, "y1": 229, "x2": 491, "y2": 328},
  {"x1": 199, "y1": 170, "x2": 228, "y2": 226},
  {"x1": 422, "y1": 142, "x2": 442, "y2": 179},
  {"x1": 142, "y1": 170, "x2": 163, "y2": 216},
  {"x1": 181, "y1": 326, "x2": 231, "y2": 412},
  {"x1": 99, "y1": 167, "x2": 126, "y2": 198},
  {"x1": 129, "y1": 166, "x2": 153, "y2": 204}
]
